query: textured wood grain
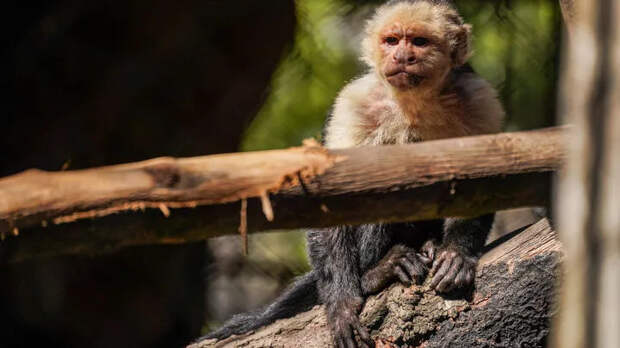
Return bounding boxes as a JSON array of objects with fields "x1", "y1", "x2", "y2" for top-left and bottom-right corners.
[
  {"x1": 190, "y1": 219, "x2": 562, "y2": 348},
  {"x1": 0, "y1": 127, "x2": 566, "y2": 262},
  {"x1": 554, "y1": 0, "x2": 620, "y2": 347}
]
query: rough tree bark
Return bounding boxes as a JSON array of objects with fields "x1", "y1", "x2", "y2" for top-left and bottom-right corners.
[
  {"x1": 0, "y1": 127, "x2": 566, "y2": 262},
  {"x1": 554, "y1": 0, "x2": 620, "y2": 347},
  {"x1": 190, "y1": 218, "x2": 561, "y2": 348}
]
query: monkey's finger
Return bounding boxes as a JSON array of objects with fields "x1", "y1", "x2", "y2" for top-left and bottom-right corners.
[
  {"x1": 345, "y1": 336, "x2": 357, "y2": 348},
  {"x1": 423, "y1": 239, "x2": 438, "y2": 254},
  {"x1": 394, "y1": 265, "x2": 411, "y2": 285},
  {"x1": 463, "y1": 268, "x2": 475, "y2": 287},
  {"x1": 336, "y1": 336, "x2": 346, "y2": 348},
  {"x1": 416, "y1": 253, "x2": 432, "y2": 266},
  {"x1": 428, "y1": 247, "x2": 436, "y2": 260},
  {"x1": 353, "y1": 321, "x2": 371, "y2": 346},
  {"x1": 357, "y1": 340, "x2": 370, "y2": 348},
  {"x1": 435, "y1": 257, "x2": 463, "y2": 292},
  {"x1": 422, "y1": 244, "x2": 436, "y2": 260},
  {"x1": 399, "y1": 258, "x2": 425, "y2": 283},
  {"x1": 429, "y1": 257, "x2": 452, "y2": 289},
  {"x1": 454, "y1": 266, "x2": 474, "y2": 288},
  {"x1": 430, "y1": 252, "x2": 448, "y2": 277},
  {"x1": 399, "y1": 257, "x2": 419, "y2": 275},
  {"x1": 454, "y1": 269, "x2": 468, "y2": 288},
  {"x1": 340, "y1": 327, "x2": 355, "y2": 348}
]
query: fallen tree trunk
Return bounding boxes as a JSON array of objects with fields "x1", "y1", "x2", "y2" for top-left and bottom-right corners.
[
  {"x1": 192, "y1": 218, "x2": 561, "y2": 348},
  {"x1": 0, "y1": 127, "x2": 566, "y2": 262}
]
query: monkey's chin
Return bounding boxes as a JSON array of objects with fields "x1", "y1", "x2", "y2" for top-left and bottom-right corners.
[{"x1": 386, "y1": 72, "x2": 425, "y2": 90}]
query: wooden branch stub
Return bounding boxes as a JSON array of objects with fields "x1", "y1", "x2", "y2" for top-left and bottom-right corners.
[
  {"x1": 191, "y1": 218, "x2": 562, "y2": 348},
  {"x1": 0, "y1": 127, "x2": 566, "y2": 262},
  {"x1": 559, "y1": 0, "x2": 575, "y2": 33}
]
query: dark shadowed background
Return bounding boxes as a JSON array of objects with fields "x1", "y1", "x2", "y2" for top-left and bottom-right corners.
[{"x1": 0, "y1": 1, "x2": 560, "y2": 347}]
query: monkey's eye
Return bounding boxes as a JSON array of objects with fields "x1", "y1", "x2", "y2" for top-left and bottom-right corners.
[
  {"x1": 384, "y1": 36, "x2": 399, "y2": 45},
  {"x1": 412, "y1": 37, "x2": 430, "y2": 47}
]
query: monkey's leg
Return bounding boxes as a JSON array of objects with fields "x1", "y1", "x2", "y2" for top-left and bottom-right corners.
[
  {"x1": 307, "y1": 226, "x2": 372, "y2": 348},
  {"x1": 361, "y1": 244, "x2": 431, "y2": 295},
  {"x1": 430, "y1": 214, "x2": 494, "y2": 293}
]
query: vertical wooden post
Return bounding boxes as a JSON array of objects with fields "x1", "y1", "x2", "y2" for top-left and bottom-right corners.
[{"x1": 555, "y1": 0, "x2": 620, "y2": 347}]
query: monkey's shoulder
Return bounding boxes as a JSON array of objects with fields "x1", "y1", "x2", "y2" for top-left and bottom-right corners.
[
  {"x1": 444, "y1": 71, "x2": 505, "y2": 135},
  {"x1": 334, "y1": 74, "x2": 394, "y2": 114},
  {"x1": 325, "y1": 74, "x2": 411, "y2": 148}
]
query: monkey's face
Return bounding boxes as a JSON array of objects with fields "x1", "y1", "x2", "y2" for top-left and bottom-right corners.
[
  {"x1": 362, "y1": 1, "x2": 472, "y2": 91},
  {"x1": 378, "y1": 23, "x2": 450, "y2": 90}
]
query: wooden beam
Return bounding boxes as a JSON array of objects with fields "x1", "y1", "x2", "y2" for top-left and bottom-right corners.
[{"x1": 0, "y1": 127, "x2": 566, "y2": 263}]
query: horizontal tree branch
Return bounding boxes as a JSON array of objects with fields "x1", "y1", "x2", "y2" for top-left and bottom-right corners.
[
  {"x1": 0, "y1": 127, "x2": 567, "y2": 263},
  {"x1": 191, "y1": 218, "x2": 562, "y2": 347}
]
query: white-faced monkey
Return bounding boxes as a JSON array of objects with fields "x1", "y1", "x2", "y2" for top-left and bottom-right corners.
[{"x1": 199, "y1": 0, "x2": 504, "y2": 347}]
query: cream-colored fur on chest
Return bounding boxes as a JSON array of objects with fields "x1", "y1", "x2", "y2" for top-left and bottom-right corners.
[{"x1": 324, "y1": 73, "x2": 503, "y2": 149}]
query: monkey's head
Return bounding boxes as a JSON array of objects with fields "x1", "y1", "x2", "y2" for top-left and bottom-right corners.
[{"x1": 362, "y1": 0, "x2": 472, "y2": 91}]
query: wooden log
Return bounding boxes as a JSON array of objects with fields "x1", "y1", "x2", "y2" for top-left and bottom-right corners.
[
  {"x1": 0, "y1": 127, "x2": 566, "y2": 263},
  {"x1": 190, "y1": 218, "x2": 561, "y2": 348}
]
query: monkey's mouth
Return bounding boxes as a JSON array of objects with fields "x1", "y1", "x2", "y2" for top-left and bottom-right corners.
[
  {"x1": 385, "y1": 71, "x2": 425, "y2": 88},
  {"x1": 408, "y1": 74, "x2": 425, "y2": 86}
]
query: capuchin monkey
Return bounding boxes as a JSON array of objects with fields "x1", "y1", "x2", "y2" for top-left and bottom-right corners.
[{"x1": 199, "y1": 0, "x2": 504, "y2": 347}]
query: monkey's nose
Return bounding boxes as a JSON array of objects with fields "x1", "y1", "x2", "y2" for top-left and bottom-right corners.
[{"x1": 393, "y1": 51, "x2": 415, "y2": 64}]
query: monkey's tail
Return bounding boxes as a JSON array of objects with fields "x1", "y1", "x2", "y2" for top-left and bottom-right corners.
[{"x1": 199, "y1": 270, "x2": 319, "y2": 341}]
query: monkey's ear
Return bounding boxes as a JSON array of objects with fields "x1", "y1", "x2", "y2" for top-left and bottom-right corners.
[{"x1": 450, "y1": 23, "x2": 472, "y2": 67}]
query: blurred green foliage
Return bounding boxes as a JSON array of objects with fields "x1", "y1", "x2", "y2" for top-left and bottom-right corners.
[
  {"x1": 242, "y1": 0, "x2": 561, "y2": 151},
  {"x1": 460, "y1": 0, "x2": 561, "y2": 130},
  {"x1": 241, "y1": 0, "x2": 360, "y2": 151}
]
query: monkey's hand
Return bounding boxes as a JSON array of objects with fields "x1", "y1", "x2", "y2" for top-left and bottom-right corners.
[
  {"x1": 387, "y1": 244, "x2": 432, "y2": 285},
  {"x1": 328, "y1": 297, "x2": 372, "y2": 348},
  {"x1": 362, "y1": 245, "x2": 430, "y2": 296},
  {"x1": 429, "y1": 246, "x2": 477, "y2": 293}
]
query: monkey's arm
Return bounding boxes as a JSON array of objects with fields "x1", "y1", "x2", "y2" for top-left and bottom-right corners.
[
  {"x1": 307, "y1": 227, "x2": 372, "y2": 348},
  {"x1": 430, "y1": 214, "x2": 494, "y2": 292}
]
